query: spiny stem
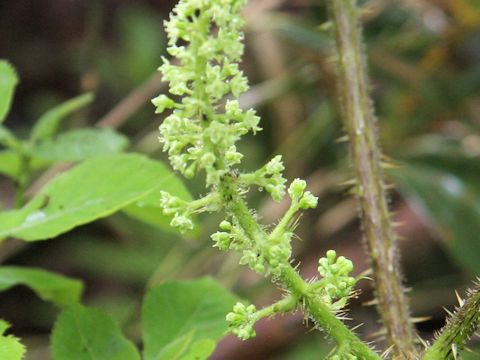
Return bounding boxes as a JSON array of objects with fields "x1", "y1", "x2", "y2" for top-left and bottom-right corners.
[
  {"x1": 422, "y1": 283, "x2": 480, "y2": 360},
  {"x1": 327, "y1": 0, "x2": 417, "y2": 357},
  {"x1": 224, "y1": 179, "x2": 381, "y2": 360}
]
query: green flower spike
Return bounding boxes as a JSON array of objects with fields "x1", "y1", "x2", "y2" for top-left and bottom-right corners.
[{"x1": 155, "y1": 1, "x2": 382, "y2": 359}]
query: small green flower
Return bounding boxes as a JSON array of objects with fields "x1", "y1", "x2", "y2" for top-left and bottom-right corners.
[
  {"x1": 226, "y1": 302, "x2": 257, "y2": 340},
  {"x1": 151, "y1": 94, "x2": 176, "y2": 113},
  {"x1": 316, "y1": 250, "x2": 357, "y2": 309},
  {"x1": 211, "y1": 231, "x2": 232, "y2": 251},
  {"x1": 288, "y1": 179, "x2": 307, "y2": 199},
  {"x1": 288, "y1": 178, "x2": 318, "y2": 209},
  {"x1": 299, "y1": 191, "x2": 318, "y2": 209}
]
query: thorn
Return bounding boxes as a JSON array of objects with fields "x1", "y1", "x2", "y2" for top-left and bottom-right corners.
[
  {"x1": 452, "y1": 344, "x2": 458, "y2": 360},
  {"x1": 358, "y1": 268, "x2": 373, "y2": 278},
  {"x1": 368, "y1": 328, "x2": 387, "y2": 339},
  {"x1": 351, "y1": 323, "x2": 364, "y2": 331},
  {"x1": 381, "y1": 161, "x2": 400, "y2": 169},
  {"x1": 416, "y1": 335, "x2": 429, "y2": 348},
  {"x1": 391, "y1": 221, "x2": 405, "y2": 228},
  {"x1": 336, "y1": 134, "x2": 349, "y2": 143},
  {"x1": 337, "y1": 178, "x2": 356, "y2": 187},
  {"x1": 363, "y1": 298, "x2": 378, "y2": 307},
  {"x1": 381, "y1": 345, "x2": 394, "y2": 358},
  {"x1": 383, "y1": 183, "x2": 396, "y2": 190},
  {"x1": 411, "y1": 316, "x2": 432, "y2": 323},
  {"x1": 454, "y1": 289, "x2": 465, "y2": 307},
  {"x1": 317, "y1": 21, "x2": 333, "y2": 31},
  {"x1": 347, "y1": 185, "x2": 364, "y2": 197},
  {"x1": 443, "y1": 306, "x2": 454, "y2": 317}
]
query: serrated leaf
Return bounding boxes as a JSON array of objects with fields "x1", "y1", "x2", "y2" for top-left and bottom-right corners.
[
  {"x1": 51, "y1": 304, "x2": 140, "y2": 360},
  {"x1": 0, "y1": 60, "x2": 18, "y2": 124},
  {"x1": 0, "y1": 266, "x2": 82, "y2": 306},
  {"x1": 30, "y1": 93, "x2": 93, "y2": 142},
  {"x1": 0, "y1": 320, "x2": 25, "y2": 360},
  {"x1": 33, "y1": 128, "x2": 129, "y2": 162},
  {"x1": 142, "y1": 278, "x2": 237, "y2": 360},
  {"x1": 0, "y1": 153, "x2": 191, "y2": 241}
]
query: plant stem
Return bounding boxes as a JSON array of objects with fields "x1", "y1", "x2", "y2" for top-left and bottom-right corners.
[
  {"x1": 14, "y1": 154, "x2": 31, "y2": 208},
  {"x1": 224, "y1": 179, "x2": 381, "y2": 360},
  {"x1": 422, "y1": 283, "x2": 480, "y2": 360},
  {"x1": 327, "y1": 0, "x2": 417, "y2": 357}
]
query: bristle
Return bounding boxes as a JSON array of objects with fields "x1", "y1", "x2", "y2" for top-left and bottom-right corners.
[
  {"x1": 443, "y1": 306, "x2": 454, "y2": 317},
  {"x1": 336, "y1": 135, "x2": 350, "y2": 143},
  {"x1": 454, "y1": 290, "x2": 464, "y2": 307},
  {"x1": 363, "y1": 298, "x2": 379, "y2": 307},
  {"x1": 416, "y1": 334, "x2": 429, "y2": 349},
  {"x1": 411, "y1": 316, "x2": 432, "y2": 324},
  {"x1": 338, "y1": 178, "x2": 357, "y2": 187},
  {"x1": 381, "y1": 345, "x2": 394, "y2": 359},
  {"x1": 351, "y1": 323, "x2": 364, "y2": 331},
  {"x1": 368, "y1": 327, "x2": 387, "y2": 339},
  {"x1": 317, "y1": 21, "x2": 333, "y2": 31},
  {"x1": 452, "y1": 344, "x2": 458, "y2": 360}
]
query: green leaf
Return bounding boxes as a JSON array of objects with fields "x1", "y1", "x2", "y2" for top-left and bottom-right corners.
[
  {"x1": 65, "y1": 233, "x2": 176, "y2": 283},
  {"x1": 33, "y1": 128, "x2": 129, "y2": 162},
  {"x1": 0, "y1": 151, "x2": 21, "y2": 178},
  {"x1": 392, "y1": 160, "x2": 480, "y2": 273},
  {"x1": 0, "y1": 266, "x2": 83, "y2": 306},
  {"x1": 0, "y1": 153, "x2": 190, "y2": 241},
  {"x1": 142, "y1": 278, "x2": 237, "y2": 360},
  {"x1": 0, "y1": 320, "x2": 25, "y2": 360},
  {"x1": 51, "y1": 304, "x2": 140, "y2": 360},
  {"x1": 0, "y1": 126, "x2": 21, "y2": 150},
  {"x1": 0, "y1": 61, "x2": 18, "y2": 124},
  {"x1": 30, "y1": 93, "x2": 93, "y2": 142},
  {"x1": 0, "y1": 151, "x2": 47, "y2": 180},
  {"x1": 180, "y1": 339, "x2": 215, "y2": 360}
]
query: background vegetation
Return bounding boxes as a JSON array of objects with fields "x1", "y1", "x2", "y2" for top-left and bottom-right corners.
[{"x1": 0, "y1": 0, "x2": 479, "y2": 358}]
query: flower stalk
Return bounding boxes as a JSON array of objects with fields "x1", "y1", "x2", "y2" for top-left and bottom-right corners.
[
  {"x1": 154, "y1": 0, "x2": 380, "y2": 358},
  {"x1": 327, "y1": 0, "x2": 417, "y2": 358}
]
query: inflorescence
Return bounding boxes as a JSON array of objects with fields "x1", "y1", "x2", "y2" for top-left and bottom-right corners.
[{"x1": 154, "y1": 0, "x2": 358, "y2": 343}]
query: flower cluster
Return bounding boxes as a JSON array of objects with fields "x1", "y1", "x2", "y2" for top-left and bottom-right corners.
[
  {"x1": 315, "y1": 250, "x2": 357, "y2": 310},
  {"x1": 225, "y1": 302, "x2": 257, "y2": 340},
  {"x1": 288, "y1": 179, "x2": 318, "y2": 210},
  {"x1": 159, "y1": 191, "x2": 194, "y2": 231},
  {"x1": 239, "y1": 156, "x2": 287, "y2": 201},
  {"x1": 155, "y1": 0, "x2": 359, "y2": 346},
  {"x1": 154, "y1": 0, "x2": 262, "y2": 188}
]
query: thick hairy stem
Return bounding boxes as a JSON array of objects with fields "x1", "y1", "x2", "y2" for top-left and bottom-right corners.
[
  {"x1": 224, "y1": 180, "x2": 381, "y2": 360},
  {"x1": 327, "y1": 0, "x2": 417, "y2": 357},
  {"x1": 422, "y1": 283, "x2": 480, "y2": 360}
]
